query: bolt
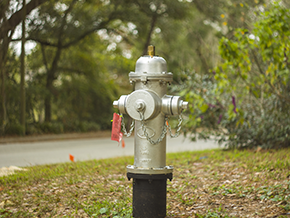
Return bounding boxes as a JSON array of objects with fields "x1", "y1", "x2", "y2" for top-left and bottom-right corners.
[
  {"x1": 137, "y1": 103, "x2": 143, "y2": 110},
  {"x1": 136, "y1": 101, "x2": 145, "y2": 112}
]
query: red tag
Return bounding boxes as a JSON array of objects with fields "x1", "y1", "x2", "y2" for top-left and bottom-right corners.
[{"x1": 111, "y1": 113, "x2": 122, "y2": 142}]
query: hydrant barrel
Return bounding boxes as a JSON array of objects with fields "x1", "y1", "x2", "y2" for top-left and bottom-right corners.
[{"x1": 127, "y1": 54, "x2": 173, "y2": 174}]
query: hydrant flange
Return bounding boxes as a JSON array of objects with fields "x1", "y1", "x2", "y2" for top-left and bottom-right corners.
[{"x1": 126, "y1": 165, "x2": 173, "y2": 174}]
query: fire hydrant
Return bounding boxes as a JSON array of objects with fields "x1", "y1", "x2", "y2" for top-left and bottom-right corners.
[{"x1": 113, "y1": 46, "x2": 188, "y2": 218}]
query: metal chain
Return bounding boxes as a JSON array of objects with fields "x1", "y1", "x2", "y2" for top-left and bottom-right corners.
[
  {"x1": 121, "y1": 111, "x2": 183, "y2": 144},
  {"x1": 121, "y1": 114, "x2": 135, "y2": 137},
  {"x1": 138, "y1": 111, "x2": 168, "y2": 145},
  {"x1": 166, "y1": 114, "x2": 183, "y2": 138}
]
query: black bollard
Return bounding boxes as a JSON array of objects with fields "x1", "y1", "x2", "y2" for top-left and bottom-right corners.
[{"x1": 127, "y1": 173, "x2": 172, "y2": 218}]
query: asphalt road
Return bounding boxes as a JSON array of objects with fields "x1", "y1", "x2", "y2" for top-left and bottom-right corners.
[{"x1": 0, "y1": 136, "x2": 222, "y2": 168}]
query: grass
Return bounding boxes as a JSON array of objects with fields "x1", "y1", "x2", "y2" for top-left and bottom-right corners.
[{"x1": 0, "y1": 148, "x2": 290, "y2": 217}]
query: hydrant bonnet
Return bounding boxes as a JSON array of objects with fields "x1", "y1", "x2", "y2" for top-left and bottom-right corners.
[
  {"x1": 135, "y1": 56, "x2": 167, "y2": 73},
  {"x1": 129, "y1": 56, "x2": 173, "y2": 84}
]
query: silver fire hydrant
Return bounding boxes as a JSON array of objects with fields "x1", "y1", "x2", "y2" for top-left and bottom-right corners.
[{"x1": 113, "y1": 46, "x2": 188, "y2": 218}]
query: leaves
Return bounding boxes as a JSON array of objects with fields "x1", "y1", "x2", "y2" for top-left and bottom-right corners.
[
  {"x1": 183, "y1": 2, "x2": 290, "y2": 149},
  {"x1": 199, "y1": 104, "x2": 209, "y2": 113},
  {"x1": 99, "y1": 207, "x2": 108, "y2": 214}
]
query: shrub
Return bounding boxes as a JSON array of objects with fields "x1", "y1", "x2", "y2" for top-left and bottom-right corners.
[
  {"x1": 38, "y1": 122, "x2": 64, "y2": 134},
  {"x1": 182, "y1": 2, "x2": 290, "y2": 149},
  {"x1": 4, "y1": 123, "x2": 25, "y2": 136}
]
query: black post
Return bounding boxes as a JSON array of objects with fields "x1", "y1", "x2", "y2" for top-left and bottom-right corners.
[{"x1": 127, "y1": 173, "x2": 172, "y2": 218}]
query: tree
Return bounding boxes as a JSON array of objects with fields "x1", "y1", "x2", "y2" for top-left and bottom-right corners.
[
  {"x1": 183, "y1": 1, "x2": 290, "y2": 149},
  {"x1": 20, "y1": 0, "x2": 26, "y2": 135},
  {"x1": 0, "y1": 0, "x2": 48, "y2": 134},
  {"x1": 26, "y1": 0, "x2": 131, "y2": 122},
  {"x1": 104, "y1": 0, "x2": 189, "y2": 58}
]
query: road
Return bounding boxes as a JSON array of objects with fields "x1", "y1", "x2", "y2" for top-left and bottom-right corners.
[{"x1": 0, "y1": 136, "x2": 222, "y2": 167}]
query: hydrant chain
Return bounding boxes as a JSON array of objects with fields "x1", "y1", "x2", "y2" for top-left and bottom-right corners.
[
  {"x1": 166, "y1": 114, "x2": 183, "y2": 138},
  {"x1": 138, "y1": 112, "x2": 184, "y2": 144},
  {"x1": 138, "y1": 111, "x2": 168, "y2": 145},
  {"x1": 121, "y1": 114, "x2": 135, "y2": 137}
]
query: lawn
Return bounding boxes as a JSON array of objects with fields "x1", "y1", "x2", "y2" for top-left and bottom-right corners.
[{"x1": 0, "y1": 148, "x2": 290, "y2": 217}]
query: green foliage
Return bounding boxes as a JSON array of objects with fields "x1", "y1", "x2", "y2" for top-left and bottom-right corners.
[
  {"x1": 183, "y1": 2, "x2": 290, "y2": 149},
  {"x1": 83, "y1": 200, "x2": 132, "y2": 218},
  {"x1": 4, "y1": 123, "x2": 25, "y2": 136},
  {"x1": 4, "y1": 0, "x2": 288, "y2": 138},
  {"x1": 63, "y1": 121, "x2": 101, "y2": 133},
  {"x1": 37, "y1": 122, "x2": 64, "y2": 134}
]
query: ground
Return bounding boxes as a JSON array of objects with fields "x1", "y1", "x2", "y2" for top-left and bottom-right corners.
[{"x1": 0, "y1": 148, "x2": 290, "y2": 217}]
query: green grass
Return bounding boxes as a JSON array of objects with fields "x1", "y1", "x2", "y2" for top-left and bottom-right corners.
[{"x1": 1, "y1": 148, "x2": 290, "y2": 217}]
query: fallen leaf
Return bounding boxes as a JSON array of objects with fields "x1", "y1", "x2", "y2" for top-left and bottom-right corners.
[
  {"x1": 5, "y1": 200, "x2": 13, "y2": 206},
  {"x1": 0, "y1": 201, "x2": 4, "y2": 209},
  {"x1": 256, "y1": 146, "x2": 263, "y2": 152}
]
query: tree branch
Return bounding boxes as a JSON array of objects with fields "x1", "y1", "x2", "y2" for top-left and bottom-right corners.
[
  {"x1": 41, "y1": 44, "x2": 49, "y2": 72},
  {"x1": 251, "y1": 49, "x2": 290, "y2": 104},
  {"x1": 142, "y1": 13, "x2": 157, "y2": 55},
  {"x1": 107, "y1": 28, "x2": 135, "y2": 46},
  {"x1": 0, "y1": 0, "x2": 48, "y2": 40},
  {"x1": 58, "y1": 67, "x2": 83, "y2": 74}
]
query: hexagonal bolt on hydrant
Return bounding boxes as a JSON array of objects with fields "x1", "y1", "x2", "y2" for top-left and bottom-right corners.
[{"x1": 113, "y1": 46, "x2": 188, "y2": 218}]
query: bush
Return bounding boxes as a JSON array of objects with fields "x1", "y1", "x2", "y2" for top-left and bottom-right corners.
[
  {"x1": 26, "y1": 124, "x2": 43, "y2": 135},
  {"x1": 63, "y1": 120, "x2": 101, "y2": 133},
  {"x1": 38, "y1": 122, "x2": 64, "y2": 134},
  {"x1": 4, "y1": 123, "x2": 25, "y2": 136},
  {"x1": 182, "y1": 3, "x2": 290, "y2": 149},
  {"x1": 78, "y1": 121, "x2": 101, "y2": 132}
]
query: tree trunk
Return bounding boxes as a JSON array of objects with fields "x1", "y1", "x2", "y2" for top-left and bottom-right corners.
[
  {"x1": 44, "y1": 71, "x2": 55, "y2": 122},
  {"x1": 0, "y1": 0, "x2": 47, "y2": 134},
  {"x1": 44, "y1": 94, "x2": 51, "y2": 122},
  {"x1": 0, "y1": 62, "x2": 7, "y2": 135},
  {"x1": 142, "y1": 14, "x2": 157, "y2": 56},
  {"x1": 44, "y1": 46, "x2": 62, "y2": 122},
  {"x1": 20, "y1": 0, "x2": 26, "y2": 135},
  {"x1": 0, "y1": 33, "x2": 9, "y2": 135}
]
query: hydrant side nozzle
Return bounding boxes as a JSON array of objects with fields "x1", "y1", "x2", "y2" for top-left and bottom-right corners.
[
  {"x1": 113, "y1": 95, "x2": 128, "y2": 114},
  {"x1": 182, "y1": 101, "x2": 189, "y2": 110},
  {"x1": 113, "y1": 101, "x2": 119, "y2": 108}
]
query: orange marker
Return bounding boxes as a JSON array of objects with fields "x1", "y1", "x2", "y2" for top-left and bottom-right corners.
[{"x1": 69, "y1": 154, "x2": 74, "y2": 162}]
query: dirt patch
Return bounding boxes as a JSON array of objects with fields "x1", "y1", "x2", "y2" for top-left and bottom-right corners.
[{"x1": 0, "y1": 166, "x2": 27, "y2": 177}]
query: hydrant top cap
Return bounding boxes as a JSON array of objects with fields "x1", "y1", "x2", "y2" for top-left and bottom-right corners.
[{"x1": 135, "y1": 56, "x2": 167, "y2": 74}]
